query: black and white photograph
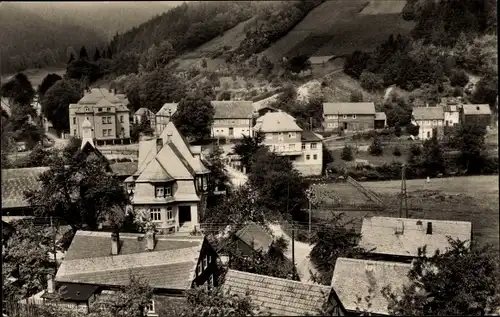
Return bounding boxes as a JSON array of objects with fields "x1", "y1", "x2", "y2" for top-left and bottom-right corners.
[{"x1": 1, "y1": 0, "x2": 498, "y2": 316}]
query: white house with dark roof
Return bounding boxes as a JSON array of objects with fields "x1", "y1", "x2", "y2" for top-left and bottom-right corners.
[
  {"x1": 411, "y1": 106, "x2": 445, "y2": 140},
  {"x1": 38, "y1": 230, "x2": 220, "y2": 316},
  {"x1": 155, "y1": 103, "x2": 178, "y2": 136},
  {"x1": 323, "y1": 102, "x2": 376, "y2": 133},
  {"x1": 223, "y1": 269, "x2": 347, "y2": 316},
  {"x1": 254, "y1": 111, "x2": 323, "y2": 176},
  {"x1": 358, "y1": 216, "x2": 472, "y2": 262},
  {"x1": 211, "y1": 101, "x2": 254, "y2": 139},
  {"x1": 331, "y1": 258, "x2": 411, "y2": 315},
  {"x1": 125, "y1": 121, "x2": 211, "y2": 233}
]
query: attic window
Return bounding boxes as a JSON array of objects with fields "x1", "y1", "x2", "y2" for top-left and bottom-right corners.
[
  {"x1": 98, "y1": 108, "x2": 102, "y2": 112},
  {"x1": 476, "y1": 106, "x2": 480, "y2": 110},
  {"x1": 85, "y1": 107, "x2": 89, "y2": 111},
  {"x1": 107, "y1": 107, "x2": 111, "y2": 111}
]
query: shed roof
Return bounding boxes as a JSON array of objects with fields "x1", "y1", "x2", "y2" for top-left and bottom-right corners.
[
  {"x1": 358, "y1": 216, "x2": 472, "y2": 257},
  {"x1": 211, "y1": 101, "x2": 254, "y2": 119},
  {"x1": 254, "y1": 111, "x2": 302, "y2": 132},
  {"x1": 331, "y1": 258, "x2": 411, "y2": 315},
  {"x1": 462, "y1": 104, "x2": 491, "y2": 115},
  {"x1": 223, "y1": 269, "x2": 335, "y2": 316},
  {"x1": 323, "y1": 102, "x2": 376, "y2": 115},
  {"x1": 412, "y1": 107, "x2": 444, "y2": 120}
]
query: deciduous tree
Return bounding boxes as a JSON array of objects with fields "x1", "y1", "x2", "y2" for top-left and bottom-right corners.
[
  {"x1": 233, "y1": 133, "x2": 265, "y2": 172},
  {"x1": 1, "y1": 73, "x2": 36, "y2": 106},
  {"x1": 38, "y1": 73, "x2": 62, "y2": 100},
  {"x1": 452, "y1": 124, "x2": 487, "y2": 174},
  {"x1": 41, "y1": 79, "x2": 82, "y2": 132},
  {"x1": 205, "y1": 144, "x2": 230, "y2": 192},
  {"x1": 172, "y1": 95, "x2": 214, "y2": 141},
  {"x1": 422, "y1": 136, "x2": 445, "y2": 175},
  {"x1": 138, "y1": 68, "x2": 186, "y2": 112}
]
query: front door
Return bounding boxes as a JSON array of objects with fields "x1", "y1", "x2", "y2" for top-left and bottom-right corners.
[
  {"x1": 228, "y1": 127, "x2": 234, "y2": 137},
  {"x1": 343, "y1": 122, "x2": 348, "y2": 130},
  {"x1": 178, "y1": 205, "x2": 191, "y2": 224}
]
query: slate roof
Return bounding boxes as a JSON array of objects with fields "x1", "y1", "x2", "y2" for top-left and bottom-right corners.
[
  {"x1": 135, "y1": 107, "x2": 154, "y2": 116},
  {"x1": 375, "y1": 112, "x2": 387, "y2": 120},
  {"x1": 156, "y1": 103, "x2": 179, "y2": 117},
  {"x1": 223, "y1": 269, "x2": 334, "y2": 316},
  {"x1": 78, "y1": 88, "x2": 122, "y2": 105},
  {"x1": 235, "y1": 222, "x2": 274, "y2": 253},
  {"x1": 323, "y1": 102, "x2": 376, "y2": 115},
  {"x1": 358, "y1": 216, "x2": 472, "y2": 257},
  {"x1": 412, "y1": 107, "x2": 444, "y2": 120},
  {"x1": 42, "y1": 283, "x2": 99, "y2": 301},
  {"x1": 331, "y1": 258, "x2": 411, "y2": 315},
  {"x1": 1, "y1": 167, "x2": 50, "y2": 209},
  {"x1": 211, "y1": 101, "x2": 254, "y2": 119},
  {"x1": 57, "y1": 231, "x2": 204, "y2": 290},
  {"x1": 301, "y1": 131, "x2": 323, "y2": 142},
  {"x1": 462, "y1": 104, "x2": 491, "y2": 115},
  {"x1": 110, "y1": 162, "x2": 138, "y2": 177},
  {"x1": 254, "y1": 111, "x2": 302, "y2": 132}
]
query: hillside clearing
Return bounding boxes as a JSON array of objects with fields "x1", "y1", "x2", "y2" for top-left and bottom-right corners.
[
  {"x1": 1, "y1": 67, "x2": 66, "y2": 88},
  {"x1": 359, "y1": 0, "x2": 407, "y2": 15}
]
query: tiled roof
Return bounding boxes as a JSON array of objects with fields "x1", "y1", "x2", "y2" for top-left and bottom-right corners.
[
  {"x1": 223, "y1": 269, "x2": 333, "y2": 316},
  {"x1": 136, "y1": 157, "x2": 175, "y2": 182},
  {"x1": 135, "y1": 108, "x2": 154, "y2": 116},
  {"x1": 301, "y1": 131, "x2": 323, "y2": 142},
  {"x1": 462, "y1": 104, "x2": 491, "y2": 115},
  {"x1": 78, "y1": 88, "x2": 122, "y2": 105},
  {"x1": 412, "y1": 107, "x2": 444, "y2": 120},
  {"x1": 375, "y1": 112, "x2": 387, "y2": 120},
  {"x1": 254, "y1": 111, "x2": 302, "y2": 132},
  {"x1": 110, "y1": 162, "x2": 137, "y2": 177},
  {"x1": 58, "y1": 231, "x2": 204, "y2": 290},
  {"x1": 358, "y1": 216, "x2": 472, "y2": 257},
  {"x1": 323, "y1": 102, "x2": 376, "y2": 115},
  {"x1": 332, "y1": 258, "x2": 411, "y2": 315},
  {"x1": 211, "y1": 101, "x2": 254, "y2": 119},
  {"x1": 1, "y1": 167, "x2": 50, "y2": 209},
  {"x1": 156, "y1": 103, "x2": 178, "y2": 117},
  {"x1": 235, "y1": 222, "x2": 274, "y2": 253}
]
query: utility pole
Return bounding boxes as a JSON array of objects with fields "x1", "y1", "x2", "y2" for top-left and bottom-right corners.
[
  {"x1": 50, "y1": 216, "x2": 57, "y2": 275},
  {"x1": 399, "y1": 164, "x2": 408, "y2": 218},
  {"x1": 291, "y1": 220, "x2": 296, "y2": 280},
  {"x1": 309, "y1": 117, "x2": 313, "y2": 131}
]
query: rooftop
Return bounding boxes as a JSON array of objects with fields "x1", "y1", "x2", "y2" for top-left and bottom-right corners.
[
  {"x1": 301, "y1": 131, "x2": 323, "y2": 142},
  {"x1": 462, "y1": 104, "x2": 492, "y2": 115},
  {"x1": 235, "y1": 222, "x2": 274, "y2": 253},
  {"x1": 254, "y1": 111, "x2": 302, "y2": 133},
  {"x1": 211, "y1": 101, "x2": 254, "y2": 119},
  {"x1": 412, "y1": 107, "x2": 444, "y2": 120},
  {"x1": 358, "y1": 216, "x2": 472, "y2": 257},
  {"x1": 375, "y1": 112, "x2": 387, "y2": 120},
  {"x1": 331, "y1": 258, "x2": 411, "y2": 315},
  {"x1": 323, "y1": 102, "x2": 376, "y2": 115},
  {"x1": 42, "y1": 283, "x2": 99, "y2": 302},
  {"x1": 156, "y1": 103, "x2": 178, "y2": 117},
  {"x1": 1, "y1": 167, "x2": 50, "y2": 209},
  {"x1": 134, "y1": 108, "x2": 154, "y2": 116},
  {"x1": 77, "y1": 88, "x2": 122, "y2": 105},
  {"x1": 223, "y1": 269, "x2": 336, "y2": 316}
]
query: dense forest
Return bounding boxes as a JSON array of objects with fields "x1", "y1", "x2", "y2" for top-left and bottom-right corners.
[{"x1": 0, "y1": 3, "x2": 106, "y2": 75}]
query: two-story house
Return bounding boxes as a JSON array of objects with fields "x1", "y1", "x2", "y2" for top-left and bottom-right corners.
[
  {"x1": 460, "y1": 104, "x2": 492, "y2": 129},
  {"x1": 134, "y1": 108, "x2": 156, "y2": 125},
  {"x1": 125, "y1": 121, "x2": 211, "y2": 234},
  {"x1": 211, "y1": 101, "x2": 254, "y2": 139},
  {"x1": 323, "y1": 102, "x2": 377, "y2": 133},
  {"x1": 155, "y1": 103, "x2": 178, "y2": 136},
  {"x1": 411, "y1": 106, "x2": 444, "y2": 140},
  {"x1": 30, "y1": 230, "x2": 220, "y2": 316},
  {"x1": 69, "y1": 88, "x2": 131, "y2": 145},
  {"x1": 254, "y1": 111, "x2": 323, "y2": 176}
]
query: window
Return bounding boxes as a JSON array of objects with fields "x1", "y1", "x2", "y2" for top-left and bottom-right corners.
[
  {"x1": 427, "y1": 131, "x2": 430, "y2": 138},
  {"x1": 208, "y1": 274, "x2": 214, "y2": 288},
  {"x1": 146, "y1": 300, "x2": 155, "y2": 314},
  {"x1": 85, "y1": 107, "x2": 89, "y2": 111},
  {"x1": 73, "y1": 117, "x2": 76, "y2": 125},
  {"x1": 107, "y1": 117, "x2": 112, "y2": 124},
  {"x1": 120, "y1": 116, "x2": 124, "y2": 123},
  {"x1": 352, "y1": 114, "x2": 356, "y2": 119},
  {"x1": 155, "y1": 185, "x2": 172, "y2": 198},
  {"x1": 313, "y1": 154, "x2": 318, "y2": 160},
  {"x1": 289, "y1": 156, "x2": 296, "y2": 161},
  {"x1": 107, "y1": 108, "x2": 111, "y2": 111},
  {"x1": 198, "y1": 262, "x2": 202, "y2": 274},
  {"x1": 108, "y1": 129, "x2": 112, "y2": 136},
  {"x1": 102, "y1": 129, "x2": 107, "y2": 136},
  {"x1": 102, "y1": 117, "x2": 106, "y2": 124},
  {"x1": 301, "y1": 143, "x2": 306, "y2": 150},
  {"x1": 311, "y1": 143, "x2": 317, "y2": 149},
  {"x1": 98, "y1": 108, "x2": 102, "y2": 112},
  {"x1": 288, "y1": 132, "x2": 296, "y2": 138},
  {"x1": 208, "y1": 255, "x2": 212, "y2": 264},
  {"x1": 306, "y1": 155, "x2": 310, "y2": 160},
  {"x1": 203, "y1": 256, "x2": 208, "y2": 270},
  {"x1": 73, "y1": 129, "x2": 77, "y2": 136},
  {"x1": 289, "y1": 144, "x2": 295, "y2": 150},
  {"x1": 343, "y1": 115, "x2": 347, "y2": 119},
  {"x1": 150, "y1": 208, "x2": 161, "y2": 221},
  {"x1": 166, "y1": 207, "x2": 173, "y2": 220},
  {"x1": 433, "y1": 120, "x2": 437, "y2": 125}
]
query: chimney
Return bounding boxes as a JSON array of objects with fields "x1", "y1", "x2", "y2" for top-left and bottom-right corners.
[
  {"x1": 111, "y1": 232, "x2": 119, "y2": 255},
  {"x1": 166, "y1": 131, "x2": 173, "y2": 143},
  {"x1": 156, "y1": 138, "x2": 163, "y2": 153},
  {"x1": 146, "y1": 230, "x2": 156, "y2": 251},
  {"x1": 416, "y1": 220, "x2": 423, "y2": 231},
  {"x1": 395, "y1": 220, "x2": 404, "y2": 235},
  {"x1": 426, "y1": 222, "x2": 433, "y2": 235},
  {"x1": 47, "y1": 274, "x2": 55, "y2": 294}
]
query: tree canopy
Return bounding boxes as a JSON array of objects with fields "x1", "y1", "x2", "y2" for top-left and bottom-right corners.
[
  {"x1": 232, "y1": 133, "x2": 265, "y2": 172},
  {"x1": 172, "y1": 95, "x2": 214, "y2": 141},
  {"x1": 41, "y1": 79, "x2": 82, "y2": 132},
  {"x1": 38, "y1": 73, "x2": 62, "y2": 99}
]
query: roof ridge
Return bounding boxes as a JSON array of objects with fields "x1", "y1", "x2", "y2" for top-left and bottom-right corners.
[
  {"x1": 335, "y1": 257, "x2": 412, "y2": 267},
  {"x1": 366, "y1": 216, "x2": 472, "y2": 224},
  {"x1": 227, "y1": 269, "x2": 331, "y2": 289}
]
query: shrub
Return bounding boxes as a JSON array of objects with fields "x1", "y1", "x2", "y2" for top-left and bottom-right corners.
[
  {"x1": 369, "y1": 137, "x2": 383, "y2": 156},
  {"x1": 360, "y1": 70, "x2": 384, "y2": 91},
  {"x1": 350, "y1": 90, "x2": 363, "y2": 102},
  {"x1": 406, "y1": 123, "x2": 420, "y2": 137},
  {"x1": 394, "y1": 124, "x2": 402, "y2": 137},
  {"x1": 341, "y1": 145, "x2": 353, "y2": 161},
  {"x1": 450, "y1": 68, "x2": 469, "y2": 87},
  {"x1": 393, "y1": 146, "x2": 402, "y2": 156}
]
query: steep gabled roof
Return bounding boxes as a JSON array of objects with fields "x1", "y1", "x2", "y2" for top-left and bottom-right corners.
[
  {"x1": 254, "y1": 111, "x2": 302, "y2": 132},
  {"x1": 211, "y1": 101, "x2": 253, "y2": 119},
  {"x1": 156, "y1": 103, "x2": 178, "y2": 117},
  {"x1": 1, "y1": 167, "x2": 50, "y2": 209},
  {"x1": 462, "y1": 104, "x2": 491, "y2": 115},
  {"x1": 235, "y1": 222, "x2": 274, "y2": 253},
  {"x1": 412, "y1": 107, "x2": 444, "y2": 120},
  {"x1": 135, "y1": 158, "x2": 175, "y2": 182},
  {"x1": 323, "y1": 102, "x2": 376, "y2": 115}
]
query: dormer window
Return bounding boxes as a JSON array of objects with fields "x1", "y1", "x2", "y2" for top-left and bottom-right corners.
[
  {"x1": 98, "y1": 108, "x2": 102, "y2": 112},
  {"x1": 155, "y1": 184, "x2": 172, "y2": 198},
  {"x1": 85, "y1": 107, "x2": 89, "y2": 111}
]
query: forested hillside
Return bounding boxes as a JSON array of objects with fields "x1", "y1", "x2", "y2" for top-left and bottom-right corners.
[{"x1": 0, "y1": 3, "x2": 106, "y2": 75}]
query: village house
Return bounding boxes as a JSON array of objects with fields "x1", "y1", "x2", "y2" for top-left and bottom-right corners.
[
  {"x1": 358, "y1": 216, "x2": 472, "y2": 263},
  {"x1": 28, "y1": 230, "x2": 219, "y2": 316},
  {"x1": 411, "y1": 106, "x2": 445, "y2": 140},
  {"x1": 133, "y1": 107, "x2": 156, "y2": 125},
  {"x1": 374, "y1": 112, "x2": 387, "y2": 129},
  {"x1": 211, "y1": 101, "x2": 254, "y2": 139},
  {"x1": 252, "y1": 103, "x2": 279, "y2": 119},
  {"x1": 155, "y1": 103, "x2": 178, "y2": 136},
  {"x1": 253, "y1": 111, "x2": 323, "y2": 176},
  {"x1": 223, "y1": 269, "x2": 346, "y2": 316},
  {"x1": 460, "y1": 104, "x2": 492, "y2": 129},
  {"x1": 331, "y1": 258, "x2": 411, "y2": 316},
  {"x1": 125, "y1": 121, "x2": 211, "y2": 234},
  {"x1": 69, "y1": 88, "x2": 131, "y2": 145},
  {"x1": 231, "y1": 222, "x2": 275, "y2": 256},
  {"x1": 322, "y1": 102, "x2": 377, "y2": 133}
]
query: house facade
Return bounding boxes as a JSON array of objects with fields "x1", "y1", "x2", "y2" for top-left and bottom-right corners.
[
  {"x1": 254, "y1": 111, "x2": 323, "y2": 176},
  {"x1": 69, "y1": 88, "x2": 131, "y2": 145},
  {"x1": 125, "y1": 121, "x2": 210, "y2": 234},
  {"x1": 443, "y1": 104, "x2": 461, "y2": 127},
  {"x1": 134, "y1": 108, "x2": 156, "y2": 125},
  {"x1": 323, "y1": 102, "x2": 376, "y2": 133},
  {"x1": 211, "y1": 101, "x2": 253, "y2": 139},
  {"x1": 374, "y1": 112, "x2": 387, "y2": 129},
  {"x1": 461, "y1": 104, "x2": 492, "y2": 129},
  {"x1": 155, "y1": 103, "x2": 178, "y2": 136},
  {"x1": 411, "y1": 107, "x2": 445, "y2": 140}
]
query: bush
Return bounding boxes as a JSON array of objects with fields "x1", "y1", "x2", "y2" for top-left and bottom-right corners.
[
  {"x1": 406, "y1": 123, "x2": 420, "y2": 137},
  {"x1": 341, "y1": 145, "x2": 353, "y2": 161},
  {"x1": 350, "y1": 90, "x2": 363, "y2": 102},
  {"x1": 449, "y1": 69, "x2": 469, "y2": 87},
  {"x1": 393, "y1": 146, "x2": 402, "y2": 156},
  {"x1": 394, "y1": 124, "x2": 402, "y2": 137},
  {"x1": 360, "y1": 71, "x2": 384, "y2": 91},
  {"x1": 369, "y1": 138, "x2": 383, "y2": 156}
]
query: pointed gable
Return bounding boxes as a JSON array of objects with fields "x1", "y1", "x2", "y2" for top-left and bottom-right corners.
[
  {"x1": 94, "y1": 98, "x2": 114, "y2": 109},
  {"x1": 135, "y1": 158, "x2": 174, "y2": 182},
  {"x1": 155, "y1": 144, "x2": 194, "y2": 180},
  {"x1": 136, "y1": 139, "x2": 157, "y2": 176}
]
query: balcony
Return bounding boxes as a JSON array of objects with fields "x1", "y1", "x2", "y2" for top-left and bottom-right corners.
[{"x1": 267, "y1": 145, "x2": 303, "y2": 156}]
